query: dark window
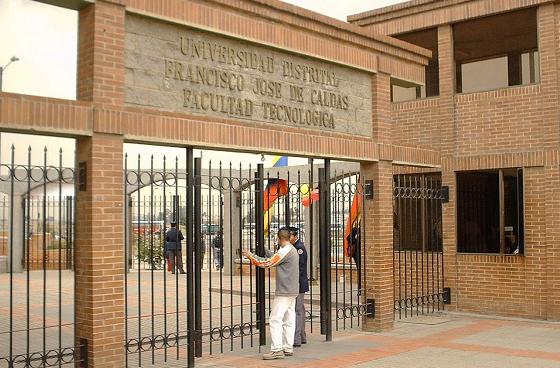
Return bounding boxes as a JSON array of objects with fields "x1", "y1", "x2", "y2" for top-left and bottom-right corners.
[
  {"x1": 457, "y1": 169, "x2": 524, "y2": 254},
  {"x1": 454, "y1": 8, "x2": 539, "y2": 93}
]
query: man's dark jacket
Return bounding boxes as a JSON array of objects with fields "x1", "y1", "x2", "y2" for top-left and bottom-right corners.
[
  {"x1": 293, "y1": 239, "x2": 309, "y2": 293},
  {"x1": 165, "y1": 227, "x2": 184, "y2": 252}
]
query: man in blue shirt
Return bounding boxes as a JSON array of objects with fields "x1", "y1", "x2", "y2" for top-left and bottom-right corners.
[{"x1": 289, "y1": 226, "x2": 308, "y2": 346}]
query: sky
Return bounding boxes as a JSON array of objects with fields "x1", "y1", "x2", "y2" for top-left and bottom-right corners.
[{"x1": 0, "y1": 0, "x2": 407, "y2": 168}]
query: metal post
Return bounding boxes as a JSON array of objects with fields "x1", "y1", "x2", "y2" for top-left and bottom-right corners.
[
  {"x1": 284, "y1": 190, "x2": 290, "y2": 227},
  {"x1": 186, "y1": 148, "x2": 195, "y2": 367},
  {"x1": 194, "y1": 157, "x2": 202, "y2": 357},
  {"x1": 325, "y1": 159, "x2": 332, "y2": 341},
  {"x1": 318, "y1": 168, "x2": 326, "y2": 336},
  {"x1": 255, "y1": 164, "x2": 266, "y2": 346},
  {"x1": 318, "y1": 161, "x2": 332, "y2": 341}
]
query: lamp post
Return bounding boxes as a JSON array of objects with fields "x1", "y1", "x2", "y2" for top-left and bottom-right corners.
[
  {"x1": 0, "y1": 56, "x2": 19, "y2": 167},
  {"x1": 0, "y1": 56, "x2": 20, "y2": 92}
]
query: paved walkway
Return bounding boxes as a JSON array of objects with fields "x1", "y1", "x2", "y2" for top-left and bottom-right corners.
[
  {"x1": 192, "y1": 312, "x2": 560, "y2": 368},
  {"x1": 2, "y1": 269, "x2": 559, "y2": 367}
]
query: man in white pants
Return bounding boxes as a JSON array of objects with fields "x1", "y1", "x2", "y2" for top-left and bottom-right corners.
[{"x1": 242, "y1": 227, "x2": 300, "y2": 360}]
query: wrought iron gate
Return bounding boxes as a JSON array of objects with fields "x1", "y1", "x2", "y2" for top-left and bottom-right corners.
[
  {"x1": 123, "y1": 151, "x2": 370, "y2": 367},
  {"x1": 329, "y1": 166, "x2": 370, "y2": 332},
  {"x1": 0, "y1": 145, "x2": 83, "y2": 368},
  {"x1": 393, "y1": 173, "x2": 446, "y2": 319}
]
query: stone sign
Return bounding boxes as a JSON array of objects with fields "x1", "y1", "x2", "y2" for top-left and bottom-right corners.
[{"x1": 125, "y1": 15, "x2": 373, "y2": 137}]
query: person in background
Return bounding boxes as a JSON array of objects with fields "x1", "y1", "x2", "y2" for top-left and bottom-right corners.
[
  {"x1": 346, "y1": 225, "x2": 362, "y2": 294},
  {"x1": 288, "y1": 226, "x2": 308, "y2": 347},
  {"x1": 165, "y1": 221, "x2": 185, "y2": 274},
  {"x1": 242, "y1": 227, "x2": 299, "y2": 360},
  {"x1": 212, "y1": 231, "x2": 223, "y2": 270},
  {"x1": 199, "y1": 233, "x2": 206, "y2": 269}
]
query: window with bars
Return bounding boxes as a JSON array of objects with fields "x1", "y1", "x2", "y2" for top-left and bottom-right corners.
[
  {"x1": 393, "y1": 173, "x2": 443, "y2": 252},
  {"x1": 456, "y1": 168, "x2": 524, "y2": 255}
]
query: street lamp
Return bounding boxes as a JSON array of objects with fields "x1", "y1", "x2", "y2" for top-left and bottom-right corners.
[
  {"x1": 0, "y1": 56, "x2": 19, "y2": 167},
  {"x1": 0, "y1": 56, "x2": 20, "y2": 92}
]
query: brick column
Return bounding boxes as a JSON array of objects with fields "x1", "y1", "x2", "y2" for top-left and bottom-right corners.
[
  {"x1": 537, "y1": 4, "x2": 560, "y2": 150},
  {"x1": 75, "y1": 133, "x2": 125, "y2": 367},
  {"x1": 75, "y1": 1, "x2": 126, "y2": 366},
  {"x1": 441, "y1": 160, "x2": 458, "y2": 310},
  {"x1": 362, "y1": 160, "x2": 394, "y2": 331},
  {"x1": 438, "y1": 25, "x2": 455, "y2": 157},
  {"x1": 523, "y1": 167, "x2": 547, "y2": 319},
  {"x1": 371, "y1": 72, "x2": 391, "y2": 142},
  {"x1": 538, "y1": 2, "x2": 560, "y2": 322},
  {"x1": 78, "y1": 0, "x2": 125, "y2": 105},
  {"x1": 363, "y1": 71, "x2": 393, "y2": 331},
  {"x1": 545, "y1": 165, "x2": 560, "y2": 321},
  {"x1": 437, "y1": 25, "x2": 459, "y2": 310}
]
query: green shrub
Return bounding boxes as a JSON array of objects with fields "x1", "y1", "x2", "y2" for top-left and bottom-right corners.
[{"x1": 136, "y1": 234, "x2": 164, "y2": 269}]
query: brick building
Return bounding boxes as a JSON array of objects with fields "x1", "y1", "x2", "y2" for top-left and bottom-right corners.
[
  {"x1": 349, "y1": 0, "x2": 560, "y2": 322},
  {"x1": 0, "y1": 0, "x2": 558, "y2": 367}
]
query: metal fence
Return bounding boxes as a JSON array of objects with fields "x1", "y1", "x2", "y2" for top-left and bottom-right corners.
[
  {"x1": 0, "y1": 145, "x2": 82, "y2": 368},
  {"x1": 393, "y1": 173, "x2": 446, "y2": 319},
  {"x1": 1, "y1": 144, "x2": 371, "y2": 368},
  {"x1": 123, "y1": 152, "x2": 371, "y2": 367},
  {"x1": 330, "y1": 169, "x2": 369, "y2": 331}
]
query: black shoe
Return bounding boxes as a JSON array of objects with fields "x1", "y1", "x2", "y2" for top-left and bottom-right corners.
[
  {"x1": 179, "y1": 270, "x2": 186, "y2": 274},
  {"x1": 301, "y1": 341, "x2": 307, "y2": 345},
  {"x1": 293, "y1": 344, "x2": 301, "y2": 348}
]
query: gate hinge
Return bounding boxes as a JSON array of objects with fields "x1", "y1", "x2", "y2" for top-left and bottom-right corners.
[
  {"x1": 366, "y1": 298, "x2": 375, "y2": 318},
  {"x1": 364, "y1": 180, "x2": 374, "y2": 200},
  {"x1": 441, "y1": 186, "x2": 449, "y2": 203},
  {"x1": 79, "y1": 338, "x2": 88, "y2": 367},
  {"x1": 443, "y1": 287, "x2": 451, "y2": 304}
]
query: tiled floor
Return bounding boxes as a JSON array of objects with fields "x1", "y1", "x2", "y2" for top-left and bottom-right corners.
[
  {"x1": 2, "y1": 269, "x2": 559, "y2": 367},
  {"x1": 192, "y1": 313, "x2": 560, "y2": 368}
]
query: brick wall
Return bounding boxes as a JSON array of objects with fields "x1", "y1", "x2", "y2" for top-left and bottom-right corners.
[
  {"x1": 391, "y1": 98, "x2": 441, "y2": 150},
  {"x1": 0, "y1": 0, "x2": 440, "y2": 166},
  {"x1": 455, "y1": 255, "x2": 544, "y2": 318},
  {"x1": 391, "y1": 85, "x2": 554, "y2": 155},
  {"x1": 453, "y1": 86, "x2": 548, "y2": 155},
  {"x1": 452, "y1": 167, "x2": 548, "y2": 319}
]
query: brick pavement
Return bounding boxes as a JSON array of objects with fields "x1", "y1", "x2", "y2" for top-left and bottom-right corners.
[
  {"x1": 0, "y1": 269, "x2": 360, "y2": 361},
  {"x1": 2, "y1": 269, "x2": 559, "y2": 367},
  {"x1": 192, "y1": 313, "x2": 560, "y2": 368}
]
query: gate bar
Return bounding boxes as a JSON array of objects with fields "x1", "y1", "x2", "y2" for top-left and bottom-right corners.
[
  {"x1": 324, "y1": 159, "x2": 332, "y2": 342},
  {"x1": 319, "y1": 168, "x2": 326, "y2": 336},
  {"x1": 194, "y1": 157, "x2": 202, "y2": 357},
  {"x1": 318, "y1": 161, "x2": 332, "y2": 341},
  {"x1": 255, "y1": 164, "x2": 266, "y2": 347},
  {"x1": 186, "y1": 148, "x2": 195, "y2": 367},
  {"x1": 8, "y1": 146, "x2": 14, "y2": 364},
  {"x1": 308, "y1": 159, "x2": 314, "y2": 333}
]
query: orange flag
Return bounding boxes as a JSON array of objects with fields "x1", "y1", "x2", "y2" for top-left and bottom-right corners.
[{"x1": 344, "y1": 193, "x2": 362, "y2": 257}]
